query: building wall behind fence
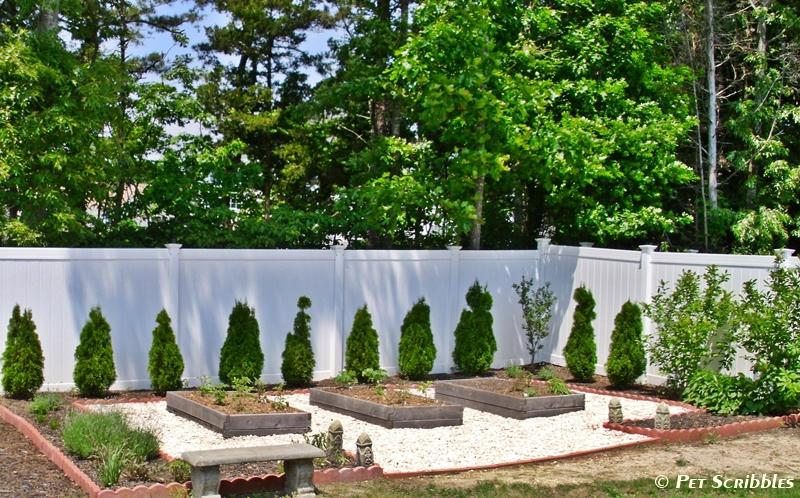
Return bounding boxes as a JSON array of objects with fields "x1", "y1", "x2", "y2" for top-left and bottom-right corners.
[{"x1": 0, "y1": 243, "x2": 794, "y2": 391}]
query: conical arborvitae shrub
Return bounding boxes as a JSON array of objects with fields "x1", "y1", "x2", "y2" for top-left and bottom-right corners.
[
  {"x1": 452, "y1": 280, "x2": 496, "y2": 375},
  {"x1": 345, "y1": 305, "x2": 380, "y2": 382},
  {"x1": 148, "y1": 309, "x2": 185, "y2": 394},
  {"x1": 219, "y1": 300, "x2": 264, "y2": 385},
  {"x1": 1, "y1": 305, "x2": 44, "y2": 399},
  {"x1": 73, "y1": 306, "x2": 117, "y2": 396},
  {"x1": 605, "y1": 301, "x2": 646, "y2": 387},
  {"x1": 398, "y1": 298, "x2": 437, "y2": 380},
  {"x1": 281, "y1": 296, "x2": 316, "y2": 386},
  {"x1": 563, "y1": 286, "x2": 598, "y2": 382}
]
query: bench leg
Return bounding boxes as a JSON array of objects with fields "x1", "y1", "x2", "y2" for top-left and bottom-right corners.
[
  {"x1": 284, "y1": 457, "x2": 317, "y2": 497},
  {"x1": 190, "y1": 465, "x2": 221, "y2": 498}
]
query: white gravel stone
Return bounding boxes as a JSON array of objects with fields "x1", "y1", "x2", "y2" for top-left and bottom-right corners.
[{"x1": 90, "y1": 390, "x2": 685, "y2": 473}]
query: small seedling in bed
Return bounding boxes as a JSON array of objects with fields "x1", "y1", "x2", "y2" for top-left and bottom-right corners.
[
  {"x1": 505, "y1": 362, "x2": 525, "y2": 379},
  {"x1": 523, "y1": 388, "x2": 538, "y2": 398},
  {"x1": 361, "y1": 368, "x2": 388, "y2": 385},
  {"x1": 231, "y1": 376, "x2": 254, "y2": 411},
  {"x1": 537, "y1": 365, "x2": 558, "y2": 381},
  {"x1": 418, "y1": 380, "x2": 434, "y2": 399},
  {"x1": 373, "y1": 384, "x2": 386, "y2": 396},
  {"x1": 270, "y1": 382, "x2": 290, "y2": 410},
  {"x1": 334, "y1": 370, "x2": 358, "y2": 388}
]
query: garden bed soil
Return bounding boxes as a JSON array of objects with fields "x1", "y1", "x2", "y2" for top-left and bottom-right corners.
[
  {"x1": 622, "y1": 413, "x2": 765, "y2": 430},
  {"x1": 167, "y1": 391, "x2": 311, "y2": 437},
  {"x1": 309, "y1": 387, "x2": 463, "y2": 428},
  {"x1": 0, "y1": 392, "x2": 355, "y2": 493},
  {"x1": 434, "y1": 378, "x2": 585, "y2": 419}
]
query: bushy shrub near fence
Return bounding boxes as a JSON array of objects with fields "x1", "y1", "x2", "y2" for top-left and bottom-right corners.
[
  {"x1": 398, "y1": 298, "x2": 437, "y2": 380},
  {"x1": 1, "y1": 305, "x2": 44, "y2": 399},
  {"x1": 345, "y1": 305, "x2": 380, "y2": 382},
  {"x1": 563, "y1": 286, "x2": 597, "y2": 382},
  {"x1": 281, "y1": 296, "x2": 316, "y2": 386},
  {"x1": 219, "y1": 300, "x2": 264, "y2": 385},
  {"x1": 452, "y1": 280, "x2": 496, "y2": 375},
  {"x1": 73, "y1": 306, "x2": 116, "y2": 397},
  {"x1": 148, "y1": 309, "x2": 184, "y2": 394},
  {"x1": 605, "y1": 301, "x2": 646, "y2": 387}
]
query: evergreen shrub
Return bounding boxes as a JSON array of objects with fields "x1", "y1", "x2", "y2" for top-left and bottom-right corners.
[
  {"x1": 605, "y1": 301, "x2": 646, "y2": 387},
  {"x1": 345, "y1": 304, "x2": 380, "y2": 382},
  {"x1": 281, "y1": 296, "x2": 316, "y2": 386},
  {"x1": 398, "y1": 298, "x2": 437, "y2": 380},
  {"x1": 452, "y1": 280, "x2": 496, "y2": 375},
  {"x1": 73, "y1": 306, "x2": 116, "y2": 397},
  {"x1": 219, "y1": 300, "x2": 264, "y2": 385},
  {"x1": 1, "y1": 304, "x2": 44, "y2": 399},
  {"x1": 563, "y1": 286, "x2": 597, "y2": 382},
  {"x1": 148, "y1": 309, "x2": 185, "y2": 394}
]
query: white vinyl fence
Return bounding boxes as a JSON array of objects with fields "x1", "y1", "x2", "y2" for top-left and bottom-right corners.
[{"x1": 0, "y1": 242, "x2": 795, "y2": 391}]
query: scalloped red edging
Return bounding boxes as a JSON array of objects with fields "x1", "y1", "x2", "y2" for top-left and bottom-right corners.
[
  {"x1": 603, "y1": 415, "x2": 790, "y2": 443},
  {"x1": 0, "y1": 402, "x2": 382, "y2": 498}
]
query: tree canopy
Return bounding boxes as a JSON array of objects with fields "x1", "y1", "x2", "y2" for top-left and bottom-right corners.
[{"x1": 2, "y1": 0, "x2": 798, "y2": 253}]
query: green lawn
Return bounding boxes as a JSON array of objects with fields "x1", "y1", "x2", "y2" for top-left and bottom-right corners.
[{"x1": 225, "y1": 476, "x2": 800, "y2": 498}]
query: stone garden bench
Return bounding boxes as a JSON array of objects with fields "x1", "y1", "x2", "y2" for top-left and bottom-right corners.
[{"x1": 182, "y1": 443, "x2": 326, "y2": 498}]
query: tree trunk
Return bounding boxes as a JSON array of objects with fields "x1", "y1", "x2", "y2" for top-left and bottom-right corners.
[
  {"x1": 37, "y1": 0, "x2": 58, "y2": 32},
  {"x1": 468, "y1": 173, "x2": 485, "y2": 250},
  {"x1": 706, "y1": 0, "x2": 718, "y2": 210}
]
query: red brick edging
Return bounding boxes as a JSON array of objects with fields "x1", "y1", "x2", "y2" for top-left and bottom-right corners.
[{"x1": 603, "y1": 412, "x2": 794, "y2": 443}]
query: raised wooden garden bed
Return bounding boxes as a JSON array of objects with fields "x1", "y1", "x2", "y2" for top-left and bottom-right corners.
[
  {"x1": 309, "y1": 387, "x2": 463, "y2": 429},
  {"x1": 435, "y1": 379, "x2": 585, "y2": 419},
  {"x1": 166, "y1": 392, "x2": 311, "y2": 438}
]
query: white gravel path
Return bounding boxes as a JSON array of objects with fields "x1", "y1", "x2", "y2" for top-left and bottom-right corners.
[{"x1": 89, "y1": 390, "x2": 685, "y2": 473}]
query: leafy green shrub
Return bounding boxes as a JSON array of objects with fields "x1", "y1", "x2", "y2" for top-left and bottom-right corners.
[
  {"x1": 563, "y1": 286, "x2": 597, "y2": 382},
  {"x1": 29, "y1": 392, "x2": 62, "y2": 416},
  {"x1": 344, "y1": 305, "x2": 380, "y2": 382},
  {"x1": 737, "y1": 260, "x2": 800, "y2": 414},
  {"x1": 1, "y1": 304, "x2": 45, "y2": 399},
  {"x1": 169, "y1": 460, "x2": 192, "y2": 483},
  {"x1": 452, "y1": 280, "x2": 496, "y2": 375},
  {"x1": 512, "y1": 277, "x2": 556, "y2": 363},
  {"x1": 73, "y1": 306, "x2": 117, "y2": 397},
  {"x1": 219, "y1": 300, "x2": 264, "y2": 385},
  {"x1": 398, "y1": 298, "x2": 437, "y2": 380},
  {"x1": 281, "y1": 296, "x2": 316, "y2": 386},
  {"x1": 605, "y1": 301, "x2": 647, "y2": 387},
  {"x1": 683, "y1": 370, "x2": 753, "y2": 415},
  {"x1": 642, "y1": 266, "x2": 736, "y2": 392},
  {"x1": 537, "y1": 365, "x2": 558, "y2": 381},
  {"x1": 148, "y1": 309, "x2": 185, "y2": 394}
]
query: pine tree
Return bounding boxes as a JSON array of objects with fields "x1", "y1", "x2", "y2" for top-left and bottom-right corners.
[
  {"x1": 605, "y1": 301, "x2": 646, "y2": 387},
  {"x1": 219, "y1": 300, "x2": 264, "y2": 385},
  {"x1": 148, "y1": 309, "x2": 185, "y2": 394},
  {"x1": 1, "y1": 305, "x2": 44, "y2": 399},
  {"x1": 345, "y1": 305, "x2": 380, "y2": 382},
  {"x1": 281, "y1": 296, "x2": 316, "y2": 386},
  {"x1": 563, "y1": 286, "x2": 597, "y2": 382},
  {"x1": 398, "y1": 298, "x2": 437, "y2": 380},
  {"x1": 73, "y1": 306, "x2": 116, "y2": 396},
  {"x1": 452, "y1": 280, "x2": 496, "y2": 375}
]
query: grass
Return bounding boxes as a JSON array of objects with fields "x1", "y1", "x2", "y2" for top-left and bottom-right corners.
[
  {"x1": 61, "y1": 409, "x2": 160, "y2": 486},
  {"x1": 219, "y1": 477, "x2": 800, "y2": 498}
]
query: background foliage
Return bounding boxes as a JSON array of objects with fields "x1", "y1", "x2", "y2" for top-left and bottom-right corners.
[{"x1": 2, "y1": 0, "x2": 798, "y2": 252}]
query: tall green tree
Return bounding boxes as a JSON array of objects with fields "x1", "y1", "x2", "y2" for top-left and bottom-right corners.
[{"x1": 1, "y1": 305, "x2": 44, "y2": 399}]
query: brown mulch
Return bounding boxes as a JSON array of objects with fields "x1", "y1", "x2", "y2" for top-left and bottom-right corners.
[
  {"x1": 450, "y1": 377, "x2": 564, "y2": 398},
  {"x1": 622, "y1": 412, "x2": 765, "y2": 430},
  {"x1": 317, "y1": 386, "x2": 442, "y2": 406},
  {"x1": 177, "y1": 390, "x2": 303, "y2": 414}
]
